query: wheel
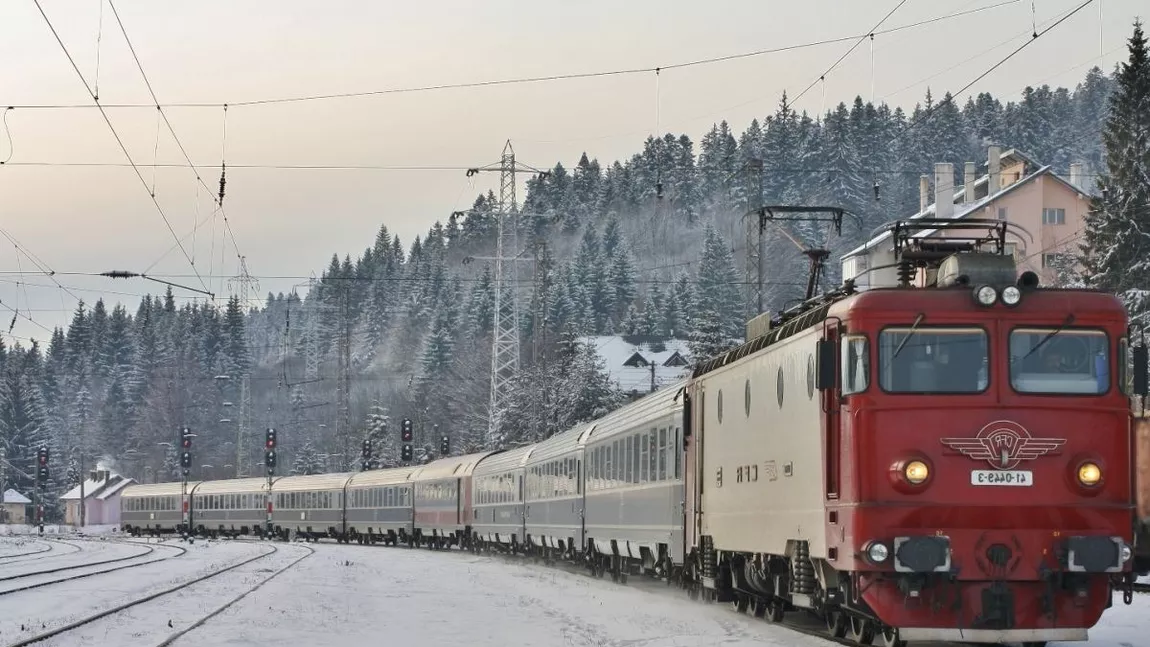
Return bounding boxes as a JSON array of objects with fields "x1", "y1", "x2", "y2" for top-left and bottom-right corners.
[
  {"x1": 879, "y1": 626, "x2": 905, "y2": 647},
  {"x1": 752, "y1": 599, "x2": 767, "y2": 618},
  {"x1": 826, "y1": 610, "x2": 847, "y2": 638},
  {"x1": 732, "y1": 595, "x2": 749, "y2": 613},
  {"x1": 849, "y1": 616, "x2": 875, "y2": 645},
  {"x1": 763, "y1": 600, "x2": 784, "y2": 623}
]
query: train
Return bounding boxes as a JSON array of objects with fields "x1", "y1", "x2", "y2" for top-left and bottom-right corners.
[{"x1": 121, "y1": 220, "x2": 1148, "y2": 647}]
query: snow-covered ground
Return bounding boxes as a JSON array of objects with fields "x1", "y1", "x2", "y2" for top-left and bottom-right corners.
[{"x1": 0, "y1": 536, "x2": 1147, "y2": 647}]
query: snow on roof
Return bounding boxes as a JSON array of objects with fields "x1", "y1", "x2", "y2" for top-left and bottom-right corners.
[
  {"x1": 60, "y1": 473, "x2": 125, "y2": 501},
  {"x1": 3, "y1": 489, "x2": 31, "y2": 504},
  {"x1": 95, "y1": 477, "x2": 136, "y2": 500},
  {"x1": 580, "y1": 336, "x2": 692, "y2": 394}
]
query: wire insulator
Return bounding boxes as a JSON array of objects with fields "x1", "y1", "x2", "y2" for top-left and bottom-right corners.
[{"x1": 218, "y1": 163, "x2": 227, "y2": 207}]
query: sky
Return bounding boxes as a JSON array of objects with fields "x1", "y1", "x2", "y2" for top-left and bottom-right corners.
[{"x1": 0, "y1": 0, "x2": 1144, "y2": 343}]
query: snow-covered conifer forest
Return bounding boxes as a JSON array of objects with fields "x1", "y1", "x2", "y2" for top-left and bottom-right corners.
[{"x1": 5, "y1": 45, "x2": 1149, "y2": 520}]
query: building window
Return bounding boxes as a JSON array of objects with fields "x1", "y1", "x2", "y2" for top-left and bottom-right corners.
[
  {"x1": 1042, "y1": 253, "x2": 1068, "y2": 268},
  {"x1": 1042, "y1": 208, "x2": 1065, "y2": 225},
  {"x1": 997, "y1": 207, "x2": 1007, "y2": 220}
]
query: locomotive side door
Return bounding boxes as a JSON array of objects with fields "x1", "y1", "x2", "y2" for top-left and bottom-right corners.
[{"x1": 819, "y1": 321, "x2": 842, "y2": 500}]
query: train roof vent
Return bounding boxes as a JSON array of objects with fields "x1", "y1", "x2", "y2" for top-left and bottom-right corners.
[{"x1": 936, "y1": 252, "x2": 1017, "y2": 288}]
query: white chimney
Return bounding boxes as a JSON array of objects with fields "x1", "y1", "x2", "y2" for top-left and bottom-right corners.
[
  {"x1": 934, "y1": 163, "x2": 954, "y2": 220},
  {"x1": 1069, "y1": 163, "x2": 1084, "y2": 191},
  {"x1": 987, "y1": 145, "x2": 1002, "y2": 196},
  {"x1": 919, "y1": 174, "x2": 930, "y2": 213},
  {"x1": 964, "y1": 162, "x2": 976, "y2": 203}
]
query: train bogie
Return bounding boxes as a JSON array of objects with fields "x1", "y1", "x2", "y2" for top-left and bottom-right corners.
[
  {"x1": 345, "y1": 467, "x2": 418, "y2": 545},
  {"x1": 270, "y1": 473, "x2": 353, "y2": 541},
  {"x1": 191, "y1": 477, "x2": 274, "y2": 538},
  {"x1": 472, "y1": 446, "x2": 534, "y2": 551},
  {"x1": 523, "y1": 423, "x2": 593, "y2": 558}
]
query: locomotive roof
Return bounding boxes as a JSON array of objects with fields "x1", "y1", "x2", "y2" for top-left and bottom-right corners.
[
  {"x1": 828, "y1": 286, "x2": 1127, "y2": 319},
  {"x1": 193, "y1": 477, "x2": 275, "y2": 495},
  {"x1": 121, "y1": 481, "x2": 200, "y2": 497},
  {"x1": 473, "y1": 444, "x2": 536, "y2": 477},
  {"x1": 272, "y1": 472, "x2": 354, "y2": 492},
  {"x1": 410, "y1": 451, "x2": 493, "y2": 482},
  {"x1": 347, "y1": 466, "x2": 420, "y2": 488}
]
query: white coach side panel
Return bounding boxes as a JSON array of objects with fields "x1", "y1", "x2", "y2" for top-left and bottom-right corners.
[{"x1": 697, "y1": 325, "x2": 826, "y2": 558}]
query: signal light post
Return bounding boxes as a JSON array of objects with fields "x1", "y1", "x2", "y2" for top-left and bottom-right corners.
[
  {"x1": 401, "y1": 418, "x2": 413, "y2": 463},
  {"x1": 265, "y1": 428, "x2": 276, "y2": 537},
  {"x1": 36, "y1": 447, "x2": 48, "y2": 533},
  {"x1": 179, "y1": 428, "x2": 194, "y2": 536},
  {"x1": 361, "y1": 438, "x2": 373, "y2": 472}
]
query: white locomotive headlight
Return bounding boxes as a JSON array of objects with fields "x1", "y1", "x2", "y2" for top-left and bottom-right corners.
[
  {"x1": 1120, "y1": 543, "x2": 1133, "y2": 564},
  {"x1": 866, "y1": 541, "x2": 890, "y2": 563},
  {"x1": 974, "y1": 285, "x2": 997, "y2": 306},
  {"x1": 1001, "y1": 285, "x2": 1021, "y2": 306}
]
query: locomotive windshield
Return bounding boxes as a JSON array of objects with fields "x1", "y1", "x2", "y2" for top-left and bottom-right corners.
[
  {"x1": 1009, "y1": 328, "x2": 1110, "y2": 394},
  {"x1": 878, "y1": 327, "x2": 988, "y2": 393}
]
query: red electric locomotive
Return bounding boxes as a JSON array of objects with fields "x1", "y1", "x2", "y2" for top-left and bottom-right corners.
[{"x1": 686, "y1": 219, "x2": 1143, "y2": 646}]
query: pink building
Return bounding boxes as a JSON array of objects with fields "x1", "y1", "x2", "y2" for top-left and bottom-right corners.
[
  {"x1": 841, "y1": 146, "x2": 1092, "y2": 288},
  {"x1": 60, "y1": 469, "x2": 135, "y2": 527}
]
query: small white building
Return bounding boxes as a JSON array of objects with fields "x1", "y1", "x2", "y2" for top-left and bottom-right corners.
[
  {"x1": 2, "y1": 489, "x2": 31, "y2": 524},
  {"x1": 60, "y1": 469, "x2": 135, "y2": 527},
  {"x1": 580, "y1": 335, "x2": 692, "y2": 396}
]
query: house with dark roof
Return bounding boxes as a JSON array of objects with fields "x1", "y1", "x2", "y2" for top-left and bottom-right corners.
[
  {"x1": 580, "y1": 335, "x2": 692, "y2": 396},
  {"x1": 841, "y1": 146, "x2": 1092, "y2": 290}
]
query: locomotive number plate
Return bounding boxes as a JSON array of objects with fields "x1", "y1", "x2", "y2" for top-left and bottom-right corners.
[{"x1": 970, "y1": 470, "x2": 1033, "y2": 486}]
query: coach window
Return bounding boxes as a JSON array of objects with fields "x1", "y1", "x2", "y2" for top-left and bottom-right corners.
[
  {"x1": 631, "y1": 435, "x2": 641, "y2": 484},
  {"x1": 1009, "y1": 328, "x2": 1109, "y2": 395},
  {"x1": 878, "y1": 327, "x2": 988, "y2": 393},
  {"x1": 648, "y1": 430, "x2": 658, "y2": 480},
  {"x1": 640, "y1": 434, "x2": 650, "y2": 482},
  {"x1": 658, "y1": 427, "x2": 668, "y2": 480},
  {"x1": 841, "y1": 334, "x2": 869, "y2": 394},
  {"x1": 674, "y1": 427, "x2": 682, "y2": 478}
]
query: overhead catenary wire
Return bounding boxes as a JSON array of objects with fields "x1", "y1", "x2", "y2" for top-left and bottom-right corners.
[
  {"x1": 4, "y1": 1, "x2": 1020, "y2": 112},
  {"x1": 30, "y1": 0, "x2": 211, "y2": 296}
]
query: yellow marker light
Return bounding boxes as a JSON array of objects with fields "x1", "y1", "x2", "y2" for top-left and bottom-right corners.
[
  {"x1": 1077, "y1": 462, "x2": 1102, "y2": 486},
  {"x1": 905, "y1": 460, "x2": 930, "y2": 484}
]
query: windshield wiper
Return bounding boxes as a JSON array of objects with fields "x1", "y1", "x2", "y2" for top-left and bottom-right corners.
[
  {"x1": 1022, "y1": 313, "x2": 1075, "y2": 360},
  {"x1": 891, "y1": 312, "x2": 926, "y2": 360}
]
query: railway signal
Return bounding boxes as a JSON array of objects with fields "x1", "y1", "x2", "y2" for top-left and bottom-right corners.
[
  {"x1": 401, "y1": 418, "x2": 413, "y2": 443},
  {"x1": 361, "y1": 439, "x2": 373, "y2": 471},
  {"x1": 440, "y1": 435, "x2": 449, "y2": 455},
  {"x1": 36, "y1": 447, "x2": 49, "y2": 485},
  {"x1": 181, "y1": 427, "x2": 192, "y2": 449},
  {"x1": 265, "y1": 428, "x2": 277, "y2": 476},
  {"x1": 401, "y1": 444, "x2": 413, "y2": 462}
]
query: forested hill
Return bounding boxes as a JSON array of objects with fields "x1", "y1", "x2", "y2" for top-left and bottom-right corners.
[{"x1": 0, "y1": 67, "x2": 1118, "y2": 515}]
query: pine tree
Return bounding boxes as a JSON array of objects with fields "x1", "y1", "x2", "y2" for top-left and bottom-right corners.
[
  {"x1": 690, "y1": 226, "x2": 742, "y2": 360},
  {"x1": 291, "y1": 440, "x2": 324, "y2": 475},
  {"x1": 1079, "y1": 21, "x2": 1150, "y2": 327}
]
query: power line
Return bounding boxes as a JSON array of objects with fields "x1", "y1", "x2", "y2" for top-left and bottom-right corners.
[
  {"x1": 890, "y1": 0, "x2": 1096, "y2": 146},
  {"x1": 791, "y1": 0, "x2": 908, "y2": 105},
  {"x1": 6, "y1": 1, "x2": 1020, "y2": 112},
  {"x1": 30, "y1": 0, "x2": 210, "y2": 296},
  {"x1": 107, "y1": 1, "x2": 245, "y2": 278}
]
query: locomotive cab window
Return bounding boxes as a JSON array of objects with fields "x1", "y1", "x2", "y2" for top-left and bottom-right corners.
[
  {"x1": 1009, "y1": 327, "x2": 1109, "y2": 395},
  {"x1": 878, "y1": 327, "x2": 988, "y2": 393},
  {"x1": 841, "y1": 334, "x2": 869, "y2": 394}
]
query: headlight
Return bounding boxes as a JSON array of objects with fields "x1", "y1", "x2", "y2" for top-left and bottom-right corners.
[
  {"x1": 1121, "y1": 543, "x2": 1133, "y2": 563},
  {"x1": 1077, "y1": 462, "x2": 1102, "y2": 486},
  {"x1": 1001, "y1": 285, "x2": 1021, "y2": 306},
  {"x1": 974, "y1": 285, "x2": 997, "y2": 306},
  {"x1": 904, "y1": 460, "x2": 930, "y2": 484},
  {"x1": 866, "y1": 541, "x2": 890, "y2": 563}
]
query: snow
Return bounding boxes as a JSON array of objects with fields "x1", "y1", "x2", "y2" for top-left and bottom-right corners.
[
  {"x1": 581, "y1": 335, "x2": 692, "y2": 393},
  {"x1": 4, "y1": 488, "x2": 32, "y2": 504},
  {"x1": 3, "y1": 535, "x2": 1146, "y2": 646}
]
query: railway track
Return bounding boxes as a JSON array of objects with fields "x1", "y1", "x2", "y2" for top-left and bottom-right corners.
[
  {"x1": 0, "y1": 542, "x2": 187, "y2": 597},
  {"x1": 0, "y1": 540, "x2": 54, "y2": 563},
  {"x1": 0, "y1": 539, "x2": 80, "y2": 565},
  {"x1": 4, "y1": 543, "x2": 313, "y2": 647},
  {"x1": 0, "y1": 541, "x2": 157, "y2": 583}
]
